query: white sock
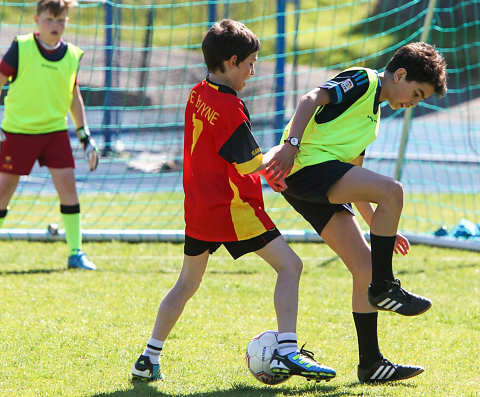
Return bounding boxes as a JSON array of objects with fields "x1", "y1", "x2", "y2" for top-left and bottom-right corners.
[
  {"x1": 277, "y1": 332, "x2": 298, "y2": 356},
  {"x1": 143, "y1": 337, "x2": 164, "y2": 365}
]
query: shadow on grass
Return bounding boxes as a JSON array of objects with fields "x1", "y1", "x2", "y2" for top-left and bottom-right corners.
[
  {"x1": 90, "y1": 379, "x2": 347, "y2": 397},
  {"x1": 0, "y1": 268, "x2": 68, "y2": 276},
  {"x1": 396, "y1": 260, "x2": 478, "y2": 276},
  {"x1": 317, "y1": 256, "x2": 340, "y2": 267}
]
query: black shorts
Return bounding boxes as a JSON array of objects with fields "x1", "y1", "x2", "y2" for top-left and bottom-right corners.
[
  {"x1": 282, "y1": 160, "x2": 355, "y2": 235},
  {"x1": 184, "y1": 228, "x2": 281, "y2": 259}
]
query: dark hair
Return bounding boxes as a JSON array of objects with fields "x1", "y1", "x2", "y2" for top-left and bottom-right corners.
[
  {"x1": 37, "y1": 0, "x2": 76, "y2": 16},
  {"x1": 202, "y1": 19, "x2": 260, "y2": 73},
  {"x1": 385, "y1": 42, "x2": 448, "y2": 96}
]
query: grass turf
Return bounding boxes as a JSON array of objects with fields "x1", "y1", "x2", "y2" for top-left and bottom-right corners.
[{"x1": 0, "y1": 240, "x2": 478, "y2": 396}]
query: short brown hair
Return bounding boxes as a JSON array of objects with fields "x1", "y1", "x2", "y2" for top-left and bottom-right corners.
[
  {"x1": 37, "y1": 0, "x2": 77, "y2": 16},
  {"x1": 385, "y1": 42, "x2": 448, "y2": 96},
  {"x1": 202, "y1": 19, "x2": 260, "y2": 73}
]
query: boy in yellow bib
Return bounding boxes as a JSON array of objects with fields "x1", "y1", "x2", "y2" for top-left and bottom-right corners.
[
  {"x1": 0, "y1": 0, "x2": 98, "y2": 270},
  {"x1": 267, "y1": 43, "x2": 447, "y2": 383}
]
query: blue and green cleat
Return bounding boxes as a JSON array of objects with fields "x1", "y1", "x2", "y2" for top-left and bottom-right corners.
[
  {"x1": 67, "y1": 250, "x2": 97, "y2": 270},
  {"x1": 270, "y1": 345, "x2": 336, "y2": 382},
  {"x1": 132, "y1": 354, "x2": 164, "y2": 381}
]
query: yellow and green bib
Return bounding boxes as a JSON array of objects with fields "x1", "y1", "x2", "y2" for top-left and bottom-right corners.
[
  {"x1": 2, "y1": 33, "x2": 83, "y2": 134},
  {"x1": 282, "y1": 67, "x2": 381, "y2": 175}
]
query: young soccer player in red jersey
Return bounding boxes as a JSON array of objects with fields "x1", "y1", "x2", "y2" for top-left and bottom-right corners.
[
  {"x1": 0, "y1": 0, "x2": 98, "y2": 270},
  {"x1": 266, "y1": 42, "x2": 447, "y2": 383},
  {"x1": 132, "y1": 19, "x2": 336, "y2": 383}
]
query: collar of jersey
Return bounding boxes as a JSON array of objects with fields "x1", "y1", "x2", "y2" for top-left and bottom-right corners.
[{"x1": 205, "y1": 77, "x2": 238, "y2": 97}]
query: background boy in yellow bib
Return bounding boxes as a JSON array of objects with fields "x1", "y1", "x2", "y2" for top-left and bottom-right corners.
[
  {"x1": 267, "y1": 43, "x2": 448, "y2": 383},
  {"x1": 0, "y1": 0, "x2": 99, "y2": 270}
]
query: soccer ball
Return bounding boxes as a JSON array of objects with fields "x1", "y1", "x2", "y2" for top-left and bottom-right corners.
[{"x1": 245, "y1": 330, "x2": 291, "y2": 385}]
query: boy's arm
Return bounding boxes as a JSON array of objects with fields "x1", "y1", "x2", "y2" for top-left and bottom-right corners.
[
  {"x1": 256, "y1": 145, "x2": 287, "y2": 192},
  {"x1": 70, "y1": 85, "x2": 99, "y2": 171},
  {"x1": 239, "y1": 145, "x2": 287, "y2": 192},
  {"x1": 0, "y1": 72, "x2": 8, "y2": 89},
  {"x1": 0, "y1": 73, "x2": 8, "y2": 146},
  {"x1": 267, "y1": 87, "x2": 331, "y2": 180}
]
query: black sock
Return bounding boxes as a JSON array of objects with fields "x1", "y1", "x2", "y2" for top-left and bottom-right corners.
[
  {"x1": 370, "y1": 233, "x2": 396, "y2": 295},
  {"x1": 353, "y1": 312, "x2": 382, "y2": 369},
  {"x1": 0, "y1": 209, "x2": 7, "y2": 228}
]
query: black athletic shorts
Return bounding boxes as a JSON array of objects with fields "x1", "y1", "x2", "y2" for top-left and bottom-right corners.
[
  {"x1": 184, "y1": 227, "x2": 281, "y2": 259},
  {"x1": 282, "y1": 160, "x2": 355, "y2": 235}
]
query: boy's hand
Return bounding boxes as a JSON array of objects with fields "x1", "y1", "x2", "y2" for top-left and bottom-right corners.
[
  {"x1": 266, "y1": 143, "x2": 298, "y2": 181},
  {"x1": 266, "y1": 174, "x2": 287, "y2": 192},
  {"x1": 260, "y1": 168, "x2": 287, "y2": 192},
  {"x1": 394, "y1": 233, "x2": 410, "y2": 255},
  {"x1": 0, "y1": 129, "x2": 5, "y2": 152},
  {"x1": 82, "y1": 137, "x2": 99, "y2": 172},
  {"x1": 77, "y1": 126, "x2": 99, "y2": 172}
]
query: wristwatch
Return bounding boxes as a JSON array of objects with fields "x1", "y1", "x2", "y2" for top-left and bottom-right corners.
[{"x1": 284, "y1": 137, "x2": 300, "y2": 148}]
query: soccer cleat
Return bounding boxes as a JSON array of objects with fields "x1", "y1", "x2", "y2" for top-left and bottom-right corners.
[
  {"x1": 358, "y1": 357, "x2": 424, "y2": 383},
  {"x1": 132, "y1": 354, "x2": 164, "y2": 381},
  {"x1": 67, "y1": 250, "x2": 97, "y2": 271},
  {"x1": 270, "y1": 345, "x2": 336, "y2": 382},
  {"x1": 368, "y1": 279, "x2": 431, "y2": 316}
]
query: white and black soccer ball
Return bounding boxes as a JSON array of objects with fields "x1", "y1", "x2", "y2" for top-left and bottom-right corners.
[{"x1": 245, "y1": 330, "x2": 291, "y2": 385}]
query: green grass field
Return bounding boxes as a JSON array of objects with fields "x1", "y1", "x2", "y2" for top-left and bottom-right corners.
[{"x1": 0, "y1": 240, "x2": 478, "y2": 396}]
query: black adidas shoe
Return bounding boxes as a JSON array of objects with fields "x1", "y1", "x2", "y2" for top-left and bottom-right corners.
[
  {"x1": 358, "y1": 357, "x2": 424, "y2": 383},
  {"x1": 132, "y1": 354, "x2": 164, "y2": 381},
  {"x1": 368, "y1": 279, "x2": 432, "y2": 316}
]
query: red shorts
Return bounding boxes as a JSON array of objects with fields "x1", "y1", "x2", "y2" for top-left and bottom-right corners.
[{"x1": 0, "y1": 130, "x2": 75, "y2": 175}]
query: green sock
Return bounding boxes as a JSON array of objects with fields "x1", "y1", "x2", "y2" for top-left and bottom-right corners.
[
  {"x1": 0, "y1": 209, "x2": 7, "y2": 228},
  {"x1": 60, "y1": 204, "x2": 82, "y2": 256}
]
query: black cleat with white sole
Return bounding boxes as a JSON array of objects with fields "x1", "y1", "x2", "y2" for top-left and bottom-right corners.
[
  {"x1": 368, "y1": 279, "x2": 431, "y2": 316},
  {"x1": 358, "y1": 357, "x2": 424, "y2": 383}
]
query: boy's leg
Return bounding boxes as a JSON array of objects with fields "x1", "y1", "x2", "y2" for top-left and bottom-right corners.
[
  {"x1": 152, "y1": 251, "x2": 209, "y2": 340},
  {"x1": 133, "y1": 251, "x2": 209, "y2": 381},
  {"x1": 321, "y1": 210, "x2": 425, "y2": 383},
  {"x1": 50, "y1": 167, "x2": 96, "y2": 270},
  {"x1": 326, "y1": 166, "x2": 431, "y2": 315},
  {"x1": 326, "y1": 166, "x2": 403, "y2": 284},
  {"x1": 255, "y1": 236, "x2": 301, "y2": 334},
  {"x1": 321, "y1": 211, "x2": 382, "y2": 372},
  {"x1": 0, "y1": 209, "x2": 6, "y2": 228},
  {"x1": 320, "y1": 210, "x2": 374, "y2": 313},
  {"x1": 255, "y1": 236, "x2": 336, "y2": 382},
  {"x1": 0, "y1": 172, "x2": 20, "y2": 227},
  {"x1": 60, "y1": 204, "x2": 81, "y2": 256}
]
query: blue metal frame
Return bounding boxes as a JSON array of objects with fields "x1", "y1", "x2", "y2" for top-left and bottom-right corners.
[{"x1": 274, "y1": 0, "x2": 287, "y2": 141}]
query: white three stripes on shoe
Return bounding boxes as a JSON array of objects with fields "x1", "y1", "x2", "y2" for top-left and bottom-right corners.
[
  {"x1": 370, "y1": 364, "x2": 396, "y2": 380},
  {"x1": 378, "y1": 297, "x2": 403, "y2": 311}
]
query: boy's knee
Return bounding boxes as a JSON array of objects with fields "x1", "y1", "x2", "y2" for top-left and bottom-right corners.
[
  {"x1": 289, "y1": 256, "x2": 303, "y2": 275},
  {"x1": 391, "y1": 180, "x2": 404, "y2": 207},
  {"x1": 277, "y1": 254, "x2": 303, "y2": 276},
  {"x1": 350, "y1": 258, "x2": 372, "y2": 285},
  {"x1": 382, "y1": 178, "x2": 404, "y2": 208},
  {"x1": 297, "y1": 257, "x2": 304, "y2": 272},
  {"x1": 177, "y1": 276, "x2": 203, "y2": 298}
]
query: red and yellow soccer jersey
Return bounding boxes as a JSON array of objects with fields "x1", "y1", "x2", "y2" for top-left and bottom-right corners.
[{"x1": 183, "y1": 78, "x2": 275, "y2": 241}]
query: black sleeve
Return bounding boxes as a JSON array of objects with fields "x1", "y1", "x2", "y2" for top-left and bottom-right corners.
[
  {"x1": 2, "y1": 39, "x2": 18, "y2": 69},
  {"x1": 218, "y1": 120, "x2": 260, "y2": 164},
  {"x1": 320, "y1": 69, "x2": 370, "y2": 105}
]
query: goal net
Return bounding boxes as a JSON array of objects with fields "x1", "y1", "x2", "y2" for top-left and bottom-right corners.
[{"x1": 0, "y1": 0, "x2": 478, "y2": 249}]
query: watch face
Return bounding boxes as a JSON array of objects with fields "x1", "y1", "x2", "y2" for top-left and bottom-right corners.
[{"x1": 290, "y1": 137, "x2": 299, "y2": 146}]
